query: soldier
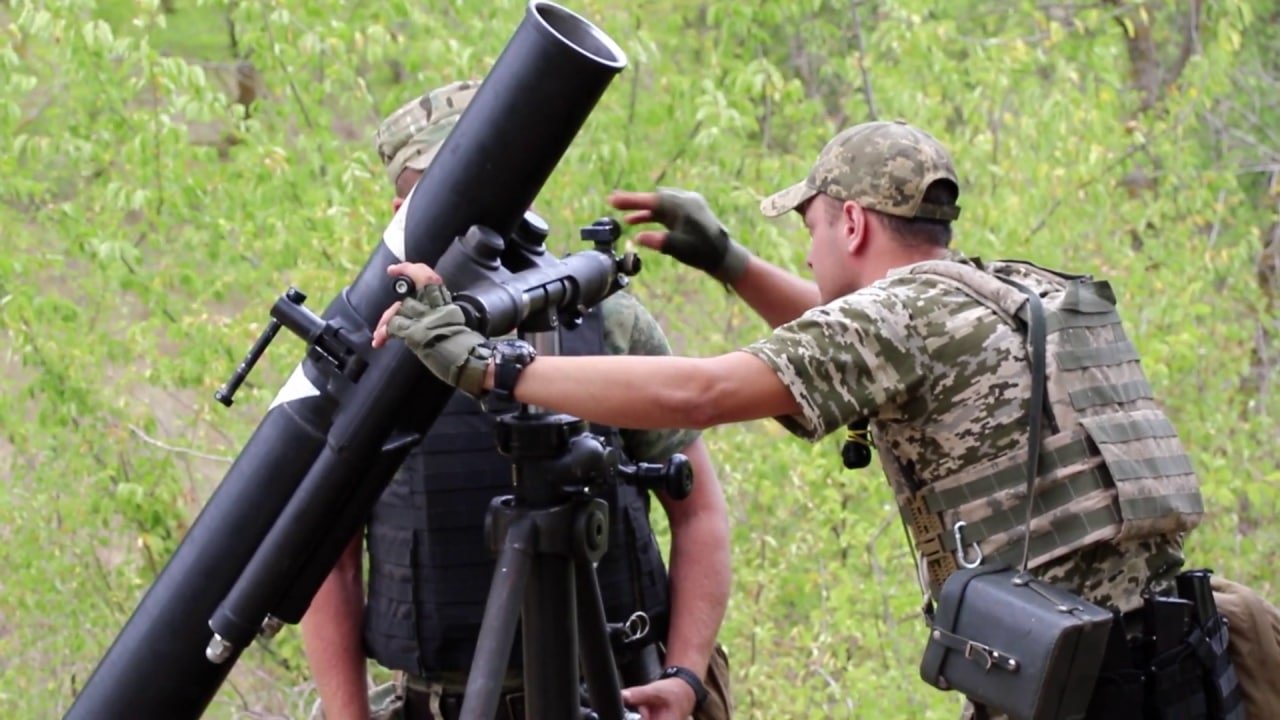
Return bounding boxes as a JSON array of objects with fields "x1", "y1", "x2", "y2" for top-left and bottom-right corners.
[
  {"x1": 375, "y1": 119, "x2": 1270, "y2": 718},
  {"x1": 302, "y1": 81, "x2": 734, "y2": 720}
]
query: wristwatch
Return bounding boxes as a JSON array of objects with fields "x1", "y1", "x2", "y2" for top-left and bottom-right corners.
[
  {"x1": 659, "y1": 665, "x2": 708, "y2": 710},
  {"x1": 489, "y1": 339, "x2": 537, "y2": 404}
]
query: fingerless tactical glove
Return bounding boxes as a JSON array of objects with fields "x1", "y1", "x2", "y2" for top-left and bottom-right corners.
[
  {"x1": 653, "y1": 188, "x2": 750, "y2": 283},
  {"x1": 386, "y1": 284, "x2": 492, "y2": 397}
]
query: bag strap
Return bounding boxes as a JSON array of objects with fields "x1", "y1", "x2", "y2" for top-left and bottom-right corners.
[
  {"x1": 997, "y1": 277, "x2": 1047, "y2": 574},
  {"x1": 893, "y1": 272, "x2": 1049, "y2": 614}
]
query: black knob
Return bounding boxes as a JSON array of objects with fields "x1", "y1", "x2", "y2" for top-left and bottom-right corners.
[
  {"x1": 391, "y1": 276, "x2": 415, "y2": 299},
  {"x1": 663, "y1": 454, "x2": 693, "y2": 500},
  {"x1": 580, "y1": 217, "x2": 621, "y2": 245},
  {"x1": 461, "y1": 224, "x2": 506, "y2": 266},
  {"x1": 618, "y1": 252, "x2": 642, "y2": 277},
  {"x1": 514, "y1": 209, "x2": 550, "y2": 249}
]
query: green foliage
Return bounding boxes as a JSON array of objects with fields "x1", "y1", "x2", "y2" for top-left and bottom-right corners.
[{"x1": 1, "y1": 0, "x2": 1276, "y2": 717}]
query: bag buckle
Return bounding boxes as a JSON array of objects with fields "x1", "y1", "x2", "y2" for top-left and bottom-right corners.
[
  {"x1": 963, "y1": 640, "x2": 1019, "y2": 673},
  {"x1": 952, "y1": 521, "x2": 983, "y2": 569},
  {"x1": 964, "y1": 641, "x2": 995, "y2": 671}
]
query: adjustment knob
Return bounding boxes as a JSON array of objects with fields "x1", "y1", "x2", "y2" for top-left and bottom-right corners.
[
  {"x1": 391, "y1": 276, "x2": 415, "y2": 299},
  {"x1": 460, "y1": 225, "x2": 506, "y2": 267},
  {"x1": 580, "y1": 217, "x2": 621, "y2": 246},
  {"x1": 514, "y1": 209, "x2": 550, "y2": 249},
  {"x1": 617, "y1": 252, "x2": 642, "y2": 277},
  {"x1": 662, "y1": 454, "x2": 693, "y2": 500}
]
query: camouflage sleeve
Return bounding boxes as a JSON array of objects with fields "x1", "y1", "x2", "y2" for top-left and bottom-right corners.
[
  {"x1": 599, "y1": 292, "x2": 701, "y2": 462},
  {"x1": 740, "y1": 282, "x2": 930, "y2": 441}
]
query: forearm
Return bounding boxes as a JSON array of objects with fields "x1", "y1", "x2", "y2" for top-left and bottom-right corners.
[
  {"x1": 732, "y1": 255, "x2": 821, "y2": 328},
  {"x1": 660, "y1": 440, "x2": 731, "y2": 675},
  {"x1": 301, "y1": 535, "x2": 370, "y2": 720},
  {"x1": 507, "y1": 352, "x2": 797, "y2": 432},
  {"x1": 513, "y1": 355, "x2": 719, "y2": 430}
]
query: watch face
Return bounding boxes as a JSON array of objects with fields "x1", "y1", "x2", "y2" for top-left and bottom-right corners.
[{"x1": 495, "y1": 339, "x2": 536, "y2": 364}]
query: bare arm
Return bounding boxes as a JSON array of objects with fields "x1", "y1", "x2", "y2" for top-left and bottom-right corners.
[
  {"x1": 508, "y1": 351, "x2": 800, "y2": 431},
  {"x1": 731, "y1": 255, "x2": 822, "y2": 328},
  {"x1": 301, "y1": 535, "x2": 370, "y2": 720},
  {"x1": 658, "y1": 437, "x2": 730, "y2": 675},
  {"x1": 619, "y1": 436, "x2": 731, "y2": 717}
]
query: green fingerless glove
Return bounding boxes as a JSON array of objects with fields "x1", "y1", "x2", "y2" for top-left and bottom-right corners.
[
  {"x1": 654, "y1": 187, "x2": 751, "y2": 283},
  {"x1": 386, "y1": 284, "x2": 492, "y2": 397}
]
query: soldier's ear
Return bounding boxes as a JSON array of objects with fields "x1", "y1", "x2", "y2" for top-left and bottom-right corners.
[{"x1": 844, "y1": 201, "x2": 868, "y2": 256}]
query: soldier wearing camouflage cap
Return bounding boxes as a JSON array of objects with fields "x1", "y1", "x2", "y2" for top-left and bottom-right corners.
[
  {"x1": 303, "y1": 82, "x2": 735, "y2": 720},
  {"x1": 374, "y1": 80, "x2": 482, "y2": 193},
  {"x1": 758, "y1": 120, "x2": 962, "y2": 222},
  {"x1": 375, "y1": 117, "x2": 1267, "y2": 718}
]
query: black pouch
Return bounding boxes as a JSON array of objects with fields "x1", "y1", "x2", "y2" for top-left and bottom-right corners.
[{"x1": 920, "y1": 563, "x2": 1114, "y2": 720}]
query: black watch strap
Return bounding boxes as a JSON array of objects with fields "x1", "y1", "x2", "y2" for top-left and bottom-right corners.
[{"x1": 659, "y1": 665, "x2": 708, "y2": 710}]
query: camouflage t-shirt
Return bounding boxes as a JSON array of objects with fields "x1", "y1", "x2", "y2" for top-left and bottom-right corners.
[
  {"x1": 742, "y1": 255, "x2": 1183, "y2": 611},
  {"x1": 742, "y1": 257, "x2": 1034, "y2": 472},
  {"x1": 598, "y1": 290, "x2": 700, "y2": 462}
]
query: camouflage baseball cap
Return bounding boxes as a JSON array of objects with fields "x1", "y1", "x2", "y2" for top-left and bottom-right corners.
[
  {"x1": 374, "y1": 80, "x2": 482, "y2": 186},
  {"x1": 760, "y1": 120, "x2": 961, "y2": 221}
]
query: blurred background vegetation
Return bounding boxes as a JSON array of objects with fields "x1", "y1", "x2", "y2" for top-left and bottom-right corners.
[{"x1": 1, "y1": 0, "x2": 1276, "y2": 717}]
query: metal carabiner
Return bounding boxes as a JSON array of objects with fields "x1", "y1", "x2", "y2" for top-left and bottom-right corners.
[
  {"x1": 952, "y1": 521, "x2": 984, "y2": 569},
  {"x1": 622, "y1": 611, "x2": 651, "y2": 643}
]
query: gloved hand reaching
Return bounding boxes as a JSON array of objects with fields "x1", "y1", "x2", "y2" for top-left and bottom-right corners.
[{"x1": 609, "y1": 188, "x2": 751, "y2": 283}]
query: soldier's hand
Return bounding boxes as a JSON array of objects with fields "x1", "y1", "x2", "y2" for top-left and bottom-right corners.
[
  {"x1": 609, "y1": 188, "x2": 750, "y2": 283},
  {"x1": 621, "y1": 677, "x2": 697, "y2": 720},
  {"x1": 372, "y1": 262, "x2": 443, "y2": 349},
  {"x1": 375, "y1": 264, "x2": 492, "y2": 398}
]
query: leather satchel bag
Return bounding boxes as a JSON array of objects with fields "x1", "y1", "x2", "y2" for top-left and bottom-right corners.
[
  {"x1": 919, "y1": 564, "x2": 1114, "y2": 719},
  {"x1": 917, "y1": 279, "x2": 1115, "y2": 720}
]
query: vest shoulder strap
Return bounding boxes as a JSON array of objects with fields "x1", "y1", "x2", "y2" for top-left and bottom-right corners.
[{"x1": 901, "y1": 260, "x2": 1031, "y2": 327}]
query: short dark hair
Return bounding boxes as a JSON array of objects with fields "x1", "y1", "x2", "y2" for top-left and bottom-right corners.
[{"x1": 870, "y1": 180, "x2": 958, "y2": 248}]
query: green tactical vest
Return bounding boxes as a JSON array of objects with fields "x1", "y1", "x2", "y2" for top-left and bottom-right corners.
[{"x1": 885, "y1": 259, "x2": 1204, "y2": 595}]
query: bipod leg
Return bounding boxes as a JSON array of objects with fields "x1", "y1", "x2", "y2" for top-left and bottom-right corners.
[
  {"x1": 462, "y1": 502, "x2": 534, "y2": 720},
  {"x1": 573, "y1": 497, "x2": 625, "y2": 720}
]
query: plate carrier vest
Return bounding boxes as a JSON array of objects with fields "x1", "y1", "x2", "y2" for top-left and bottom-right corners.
[{"x1": 886, "y1": 259, "x2": 1204, "y2": 595}]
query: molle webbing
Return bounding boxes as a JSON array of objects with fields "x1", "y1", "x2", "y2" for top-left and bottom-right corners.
[
  {"x1": 896, "y1": 259, "x2": 1203, "y2": 583},
  {"x1": 902, "y1": 489, "x2": 958, "y2": 590}
]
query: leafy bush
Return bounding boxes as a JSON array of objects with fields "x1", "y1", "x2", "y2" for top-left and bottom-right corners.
[{"x1": 1, "y1": 0, "x2": 1275, "y2": 717}]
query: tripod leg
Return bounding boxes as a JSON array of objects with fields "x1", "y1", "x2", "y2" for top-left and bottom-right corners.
[
  {"x1": 462, "y1": 514, "x2": 534, "y2": 720},
  {"x1": 523, "y1": 549, "x2": 580, "y2": 720},
  {"x1": 574, "y1": 551, "x2": 626, "y2": 720}
]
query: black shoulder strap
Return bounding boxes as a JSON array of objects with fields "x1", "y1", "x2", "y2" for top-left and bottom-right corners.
[{"x1": 996, "y1": 277, "x2": 1047, "y2": 573}]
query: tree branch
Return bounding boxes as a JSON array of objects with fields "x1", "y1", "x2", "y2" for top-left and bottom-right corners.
[
  {"x1": 849, "y1": 0, "x2": 878, "y2": 120},
  {"x1": 1163, "y1": 0, "x2": 1203, "y2": 90},
  {"x1": 1026, "y1": 142, "x2": 1148, "y2": 239},
  {"x1": 1105, "y1": 0, "x2": 1162, "y2": 112},
  {"x1": 128, "y1": 424, "x2": 234, "y2": 464},
  {"x1": 651, "y1": 119, "x2": 704, "y2": 187}
]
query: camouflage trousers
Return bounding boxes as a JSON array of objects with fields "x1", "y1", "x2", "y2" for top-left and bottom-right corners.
[{"x1": 310, "y1": 644, "x2": 733, "y2": 720}]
